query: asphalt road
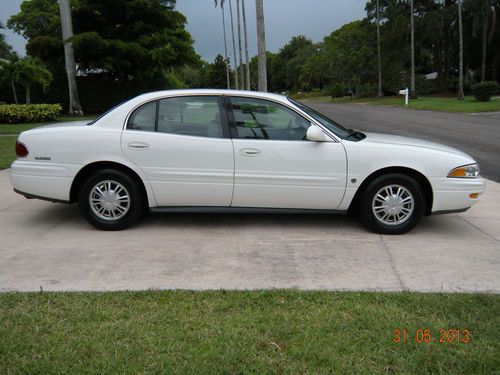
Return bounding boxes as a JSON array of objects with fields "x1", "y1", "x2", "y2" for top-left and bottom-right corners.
[
  {"x1": 303, "y1": 101, "x2": 500, "y2": 182},
  {"x1": 1, "y1": 169, "x2": 499, "y2": 293}
]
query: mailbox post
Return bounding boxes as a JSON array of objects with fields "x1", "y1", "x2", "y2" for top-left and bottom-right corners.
[{"x1": 399, "y1": 88, "x2": 409, "y2": 106}]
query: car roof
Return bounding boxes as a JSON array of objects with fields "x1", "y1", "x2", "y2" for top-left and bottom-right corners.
[{"x1": 132, "y1": 89, "x2": 289, "y2": 104}]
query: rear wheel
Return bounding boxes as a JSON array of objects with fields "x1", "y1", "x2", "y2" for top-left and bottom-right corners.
[
  {"x1": 78, "y1": 169, "x2": 143, "y2": 230},
  {"x1": 359, "y1": 173, "x2": 425, "y2": 234}
]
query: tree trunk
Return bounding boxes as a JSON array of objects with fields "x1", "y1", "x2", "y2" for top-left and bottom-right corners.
[
  {"x1": 481, "y1": 14, "x2": 488, "y2": 81},
  {"x1": 10, "y1": 79, "x2": 18, "y2": 104},
  {"x1": 376, "y1": 0, "x2": 383, "y2": 97},
  {"x1": 236, "y1": 0, "x2": 244, "y2": 88},
  {"x1": 228, "y1": 0, "x2": 239, "y2": 89},
  {"x1": 242, "y1": 0, "x2": 251, "y2": 90},
  {"x1": 26, "y1": 85, "x2": 31, "y2": 104},
  {"x1": 435, "y1": 44, "x2": 445, "y2": 92},
  {"x1": 59, "y1": 0, "x2": 83, "y2": 115},
  {"x1": 457, "y1": 0, "x2": 464, "y2": 100},
  {"x1": 410, "y1": 0, "x2": 416, "y2": 97},
  {"x1": 221, "y1": 4, "x2": 231, "y2": 89},
  {"x1": 256, "y1": 0, "x2": 267, "y2": 92}
]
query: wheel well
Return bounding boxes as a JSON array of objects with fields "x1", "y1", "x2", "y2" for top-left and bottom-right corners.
[
  {"x1": 70, "y1": 161, "x2": 149, "y2": 207},
  {"x1": 349, "y1": 167, "x2": 433, "y2": 215}
]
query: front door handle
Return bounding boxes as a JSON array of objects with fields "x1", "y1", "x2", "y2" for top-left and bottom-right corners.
[
  {"x1": 128, "y1": 142, "x2": 149, "y2": 150},
  {"x1": 239, "y1": 148, "x2": 261, "y2": 157}
]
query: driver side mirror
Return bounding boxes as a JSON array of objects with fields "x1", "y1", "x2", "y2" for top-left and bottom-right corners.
[{"x1": 306, "y1": 125, "x2": 330, "y2": 142}]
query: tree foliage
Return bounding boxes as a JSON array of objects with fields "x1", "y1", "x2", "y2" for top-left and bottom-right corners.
[
  {"x1": 5, "y1": 0, "x2": 500, "y2": 105},
  {"x1": 9, "y1": 0, "x2": 198, "y2": 80},
  {"x1": 250, "y1": 0, "x2": 499, "y2": 95},
  {"x1": 0, "y1": 22, "x2": 14, "y2": 60},
  {"x1": 0, "y1": 57, "x2": 52, "y2": 104},
  {"x1": 207, "y1": 54, "x2": 229, "y2": 89},
  {"x1": 7, "y1": 0, "x2": 199, "y2": 110}
]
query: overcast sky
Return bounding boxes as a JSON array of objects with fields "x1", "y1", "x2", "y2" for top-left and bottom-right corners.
[{"x1": 1, "y1": 0, "x2": 367, "y2": 62}]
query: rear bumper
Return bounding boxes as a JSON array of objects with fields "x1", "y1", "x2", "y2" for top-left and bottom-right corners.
[
  {"x1": 10, "y1": 160, "x2": 80, "y2": 202},
  {"x1": 430, "y1": 177, "x2": 485, "y2": 213}
]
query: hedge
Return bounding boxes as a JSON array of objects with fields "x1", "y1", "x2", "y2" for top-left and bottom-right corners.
[
  {"x1": 331, "y1": 83, "x2": 345, "y2": 98},
  {"x1": 471, "y1": 81, "x2": 499, "y2": 102},
  {"x1": 0, "y1": 104, "x2": 62, "y2": 124}
]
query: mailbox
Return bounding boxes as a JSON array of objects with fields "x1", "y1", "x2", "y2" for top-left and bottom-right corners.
[{"x1": 399, "y1": 87, "x2": 409, "y2": 105}]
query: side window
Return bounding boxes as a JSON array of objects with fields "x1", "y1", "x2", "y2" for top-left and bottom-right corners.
[
  {"x1": 230, "y1": 97, "x2": 310, "y2": 140},
  {"x1": 157, "y1": 96, "x2": 223, "y2": 138},
  {"x1": 127, "y1": 101, "x2": 156, "y2": 131}
]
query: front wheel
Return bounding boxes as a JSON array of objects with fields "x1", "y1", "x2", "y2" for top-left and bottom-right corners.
[
  {"x1": 78, "y1": 169, "x2": 143, "y2": 230},
  {"x1": 359, "y1": 174, "x2": 426, "y2": 235}
]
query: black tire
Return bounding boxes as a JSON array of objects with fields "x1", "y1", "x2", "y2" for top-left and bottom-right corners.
[
  {"x1": 78, "y1": 169, "x2": 143, "y2": 230},
  {"x1": 359, "y1": 173, "x2": 426, "y2": 235}
]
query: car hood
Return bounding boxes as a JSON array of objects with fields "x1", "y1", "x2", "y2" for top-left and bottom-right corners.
[{"x1": 361, "y1": 132, "x2": 472, "y2": 159}]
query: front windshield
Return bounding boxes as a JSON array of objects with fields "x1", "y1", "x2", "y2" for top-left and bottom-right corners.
[{"x1": 288, "y1": 98, "x2": 351, "y2": 139}]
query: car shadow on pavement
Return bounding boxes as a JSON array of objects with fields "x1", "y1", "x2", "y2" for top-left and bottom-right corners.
[{"x1": 8, "y1": 201, "x2": 481, "y2": 241}]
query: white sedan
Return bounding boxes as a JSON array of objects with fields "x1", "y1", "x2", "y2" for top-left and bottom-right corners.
[{"x1": 10, "y1": 89, "x2": 485, "y2": 234}]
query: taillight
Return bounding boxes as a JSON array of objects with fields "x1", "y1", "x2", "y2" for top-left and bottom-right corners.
[{"x1": 15, "y1": 141, "x2": 29, "y2": 157}]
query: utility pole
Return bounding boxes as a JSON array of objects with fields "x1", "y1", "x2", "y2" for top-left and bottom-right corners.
[
  {"x1": 59, "y1": 0, "x2": 83, "y2": 115},
  {"x1": 458, "y1": 0, "x2": 464, "y2": 100},
  {"x1": 410, "y1": 0, "x2": 416, "y2": 98},
  {"x1": 376, "y1": 0, "x2": 383, "y2": 97},
  {"x1": 256, "y1": 0, "x2": 267, "y2": 92}
]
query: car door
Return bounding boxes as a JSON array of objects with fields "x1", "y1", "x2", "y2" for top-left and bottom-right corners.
[
  {"x1": 227, "y1": 96, "x2": 347, "y2": 210},
  {"x1": 121, "y1": 95, "x2": 234, "y2": 207}
]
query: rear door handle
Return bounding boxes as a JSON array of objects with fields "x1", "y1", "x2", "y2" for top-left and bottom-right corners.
[
  {"x1": 128, "y1": 142, "x2": 149, "y2": 150},
  {"x1": 239, "y1": 148, "x2": 261, "y2": 157}
]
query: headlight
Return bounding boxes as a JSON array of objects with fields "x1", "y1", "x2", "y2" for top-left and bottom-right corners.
[{"x1": 447, "y1": 163, "x2": 479, "y2": 178}]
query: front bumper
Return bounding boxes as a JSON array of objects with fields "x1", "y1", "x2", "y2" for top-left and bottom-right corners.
[{"x1": 430, "y1": 176, "x2": 485, "y2": 213}]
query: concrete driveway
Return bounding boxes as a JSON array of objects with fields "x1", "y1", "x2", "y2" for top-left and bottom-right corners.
[{"x1": 1, "y1": 169, "x2": 499, "y2": 293}]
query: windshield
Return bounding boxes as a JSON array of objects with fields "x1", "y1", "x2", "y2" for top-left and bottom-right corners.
[{"x1": 288, "y1": 98, "x2": 351, "y2": 139}]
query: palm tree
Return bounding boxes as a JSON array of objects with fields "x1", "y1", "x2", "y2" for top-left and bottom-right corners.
[
  {"x1": 0, "y1": 57, "x2": 20, "y2": 104},
  {"x1": 242, "y1": 0, "x2": 251, "y2": 90},
  {"x1": 481, "y1": 1, "x2": 496, "y2": 81},
  {"x1": 236, "y1": 0, "x2": 245, "y2": 88},
  {"x1": 410, "y1": 0, "x2": 416, "y2": 97},
  {"x1": 228, "y1": 0, "x2": 240, "y2": 89},
  {"x1": 58, "y1": 0, "x2": 84, "y2": 115},
  {"x1": 255, "y1": 0, "x2": 267, "y2": 92},
  {"x1": 469, "y1": 0, "x2": 496, "y2": 81},
  {"x1": 214, "y1": 0, "x2": 231, "y2": 89},
  {"x1": 376, "y1": 0, "x2": 383, "y2": 97},
  {"x1": 458, "y1": 0, "x2": 464, "y2": 100},
  {"x1": 17, "y1": 57, "x2": 53, "y2": 104}
]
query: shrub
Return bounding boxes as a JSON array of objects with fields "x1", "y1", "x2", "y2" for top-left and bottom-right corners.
[
  {"x1": 310, "y1": 87, "x2": 327, "y2": 97},
  {"x1": 358, "y1": 83, "x2": 378, "y2": 98},
  {"x1": 416, "y1": 76, "x2": 437, "y2": 95},
  {"x1": 331, "y1": 83, "x2": 345, "y2": 98},
  {"x1": 471, "y1": 81, "x2": 499, "y2": 102},
  {"x1": 0, "y1": 104, "x2": 62, "y2": 124}
]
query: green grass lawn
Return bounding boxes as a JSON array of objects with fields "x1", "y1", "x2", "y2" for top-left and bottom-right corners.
[
  {"x1": 0, "y1": 135, "x2": 16, "y2": 170},
  {"x1": 1, "y1": 291, "x2": 498, "y2": 374},
  {"x1": 302, "y1": 95, "x2": 500, "y2": 113}
]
